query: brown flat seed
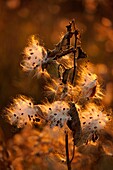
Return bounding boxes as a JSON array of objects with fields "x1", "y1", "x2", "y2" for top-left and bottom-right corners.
[
  {"x1": 35, "y1": 118, "x2": 40, "y2": 122},
  {"x1": 28, "y1": 57, "x2": 31, "y2": 60},
  {"x1": 94, "y1": 126, "x2": 97, "y2": 129}
]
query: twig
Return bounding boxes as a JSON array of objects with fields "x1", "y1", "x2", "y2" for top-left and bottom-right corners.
[
  {"x1": 54, "y1": 48, "x2": 76, "y2": 60},
  {"x1": 46, "y1": 47, "x2": 76, "y2": 60},
  {"x1": 71, "y1": 19, "x2": 79, "y2": 85},
  {"x1": 70, "y1": 144, "x2": 75, "y2": 163},
  {"x1": 42, "y1": 48, "x2": 76, "y2": 69},
  {"x1": 65, "y1": 131, "x2": 71, "y2": 170},
  {"x1": 71, "y1": 51, "x2": 76, "y2": 85}
]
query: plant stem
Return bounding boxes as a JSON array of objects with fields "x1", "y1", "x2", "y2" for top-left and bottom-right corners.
[
  {"x1": 70, "y1": 144, "x2": 75, "y2": 163},
  {"x1": 65, "y1": 131, "x2": 71, "y2": 170},
  {"x1": 71, "y1": 51, "x2": 76, "y2": 85},
  {"x1": 71, "y1": 19, "x2": 78, "y2": 85}
]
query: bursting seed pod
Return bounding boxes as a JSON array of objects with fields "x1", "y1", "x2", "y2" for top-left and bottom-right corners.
[
  {"x1": 21, "y1": 36, "x2": 47, "y2": 72},
  {"x1": 5, "y1": 95, "x2": 41, "y2": 128}
]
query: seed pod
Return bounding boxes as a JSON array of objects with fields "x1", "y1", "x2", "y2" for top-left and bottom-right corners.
[
  {"x1": 77, "y1": 47, "x2": 87, "y2": 59},
  {"x1": 67, "y1": 102, "x2": 82, "y2": 145}
]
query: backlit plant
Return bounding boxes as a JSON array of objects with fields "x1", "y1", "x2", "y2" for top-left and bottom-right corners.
[{"x1": 2, "y1": 19, "x2": 113, "y2": 170}]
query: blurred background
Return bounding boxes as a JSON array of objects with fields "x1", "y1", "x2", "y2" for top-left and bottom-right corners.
[{"x1": 0, "y1": 0, "x2": 113, "y2": 137}]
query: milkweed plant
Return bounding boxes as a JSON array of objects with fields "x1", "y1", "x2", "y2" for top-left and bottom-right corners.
[{"x1": 2, "y1": 19, "x2": 113, "y2": 170}]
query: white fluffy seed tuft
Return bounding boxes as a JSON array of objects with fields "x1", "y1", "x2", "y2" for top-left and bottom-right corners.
[
  {"x1": 21, "y1": 36, "x2": 47, "y2": 72},
  {"x1": 41, "y1": 101, "x2": 71, "y2": 128},
  {"x1": 77, "y1": 64, "x2": 103, "y2": 99},
  {"x1": 77, "y1": 103, "x2": 110, "y2": 134},
  {"x1": 5, "y1": 95, "x2": 40, "y2": 128}
]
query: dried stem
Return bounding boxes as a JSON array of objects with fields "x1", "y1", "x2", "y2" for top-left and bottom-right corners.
[
  {"x1": 70, "y1": 143, "x2": 75, "y2": 163},
  {"x1": 65, "y1": 131, "x2": 71, "y2": 170},
  {"x1": 42, "y1": 48, "x2": 76, "y2": 70},
  {"x1": 71, "y1": 19, "x2": 78, "y2": 85},
  {"x1": 71, "y1": 51, "x2": 76, "y2": 85}
]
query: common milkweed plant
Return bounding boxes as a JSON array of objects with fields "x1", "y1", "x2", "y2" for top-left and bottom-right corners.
[{"x1": 3, "y1": 19, "x2": 113, "y2": 170}]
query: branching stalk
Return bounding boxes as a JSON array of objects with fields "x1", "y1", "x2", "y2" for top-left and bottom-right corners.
[{"x1": 65, "y1": 131, "x2": 71, "y2": 170}]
